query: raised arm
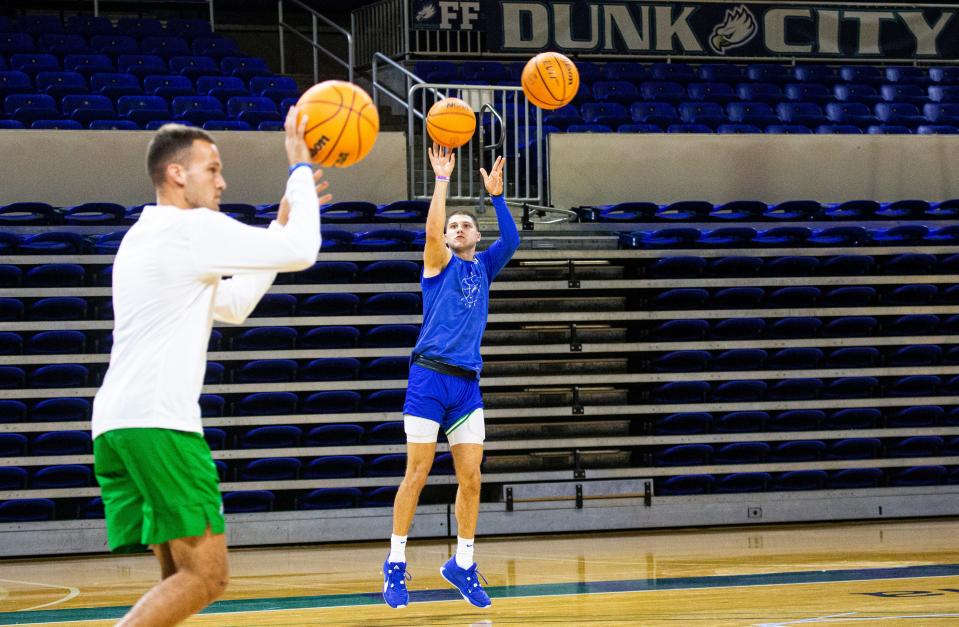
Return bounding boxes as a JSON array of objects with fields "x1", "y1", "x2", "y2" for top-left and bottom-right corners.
[
  {"x1": 479, "y1": 156, "x2": 519, "y2": 279},
  {"x1": 423, "y1": 143, "x2": 455, "y2": 278}
]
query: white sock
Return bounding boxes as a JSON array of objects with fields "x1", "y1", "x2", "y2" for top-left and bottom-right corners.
[
  {"x1": 455, "y1": 536, "x2": 474, "y2": 569},
  {"x1": 388, "y1": 534, "x2": 407, "y2": 564}
]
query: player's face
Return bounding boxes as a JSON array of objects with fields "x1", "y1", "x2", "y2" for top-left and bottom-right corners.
[
  {"x1": 445, "y1": 214, "x2": 480, "y2": 253},
  {"x1": 182, "y1": 140, "x2": 226, "y2": 211}
]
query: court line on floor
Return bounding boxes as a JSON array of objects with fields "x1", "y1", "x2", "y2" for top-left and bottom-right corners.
[
  {"x1": 3, "y1": 563, "x2": 959, "y2": 625},
  {"x1": 0, "y1": 578, "x2": 80, "y2": 612}
]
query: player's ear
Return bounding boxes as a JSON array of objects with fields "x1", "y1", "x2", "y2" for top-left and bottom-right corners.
[{"x1": 166, "y1": 162, "x2": 186, "y2": 187}]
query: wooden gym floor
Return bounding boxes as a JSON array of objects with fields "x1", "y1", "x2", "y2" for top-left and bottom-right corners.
[{"x1": 1, "y1": 518, "x2": 959, "y2": 625}]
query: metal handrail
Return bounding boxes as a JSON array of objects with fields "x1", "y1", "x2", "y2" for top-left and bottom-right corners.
[
  {"x1": 371, "y1": 52, "x2": 443, "y2": 119},
  {"x1": 278, "y1": 0, "x2": 354, "y2": 83}
]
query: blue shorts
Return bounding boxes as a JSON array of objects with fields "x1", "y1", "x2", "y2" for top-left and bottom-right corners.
[{"x1": 402, "y1": 364, "x2": 483, "y2": 432}]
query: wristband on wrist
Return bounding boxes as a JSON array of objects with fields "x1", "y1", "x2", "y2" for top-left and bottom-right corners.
[
  {"x1": 289, "y1": 162, "x2": 312, "y2": 175},
  {"x1": 435, "y1": 175, "x2": 450, "y2": 182}
]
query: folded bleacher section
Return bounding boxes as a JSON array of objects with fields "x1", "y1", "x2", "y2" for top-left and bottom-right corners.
[
  {"x1": 0, "y1": 15, "x2": 298, "y2": 130},
  {"x1": 414, "y1": 59, "x2": 959, "y2": 135},
  {"x1": 2, "y1": 195, "x2": 959, "y2": 523}
]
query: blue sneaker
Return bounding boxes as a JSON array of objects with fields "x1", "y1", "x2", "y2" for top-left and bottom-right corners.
[
  {"x1": 440, "y1": 556, "x2": 491, "y2": 608},
  {"x1": 383, "y1": 560, "x2": 410, "y2": 608}
]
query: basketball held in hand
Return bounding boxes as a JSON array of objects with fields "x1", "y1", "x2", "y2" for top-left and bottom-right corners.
[
  {"x1": 521, "y1": 52, "x2": 579, "y2": 110},
  {"x1": 295, "y1": 80, "x2": 379, "y2": 167},
  {"x1": 426, "y1": 97, "x2": 476, "y2": 149}
]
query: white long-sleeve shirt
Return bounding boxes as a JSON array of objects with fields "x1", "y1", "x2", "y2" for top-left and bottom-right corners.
[{"x1": 92, "y1": 166, "x2": 320, "y2": 438}]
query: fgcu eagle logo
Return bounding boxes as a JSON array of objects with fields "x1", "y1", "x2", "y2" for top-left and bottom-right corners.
[
  {"x1": 709, "y1": 5, "x2": 757, "y2": 55},
  {"x1": 461, "y1": 267, "x2": 481, "y2": 308},
  {"x1": 415, "y1": 1, "x2": 437, "y2": 22}
]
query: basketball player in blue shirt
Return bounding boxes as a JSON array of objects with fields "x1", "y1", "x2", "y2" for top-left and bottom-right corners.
[{"x1": 383, "y1": 144, "x2": 517, "y2": 609}]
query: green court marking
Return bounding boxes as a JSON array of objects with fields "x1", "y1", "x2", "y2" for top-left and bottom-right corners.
[{"x1": 3, "y1": 563, "x2": 959, "y2": 624}]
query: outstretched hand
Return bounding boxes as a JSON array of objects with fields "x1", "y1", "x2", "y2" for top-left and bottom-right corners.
[
  {"x1": 277, "y1": 168, "x2": 331, "y2": 226},
  {"x1": 284, "y1": 105, "x2": 312, "y2": 167},
  {"x1": 480, "y1": 155, "x2": 505, "y2": 197},
  {"x1": 429, "y1": 142, "x2": 455, "y2": 178}
]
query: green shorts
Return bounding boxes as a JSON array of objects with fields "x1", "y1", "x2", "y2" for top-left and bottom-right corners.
[{"x1": 94, "y1": 428, "x2": 225, "y2": 553}]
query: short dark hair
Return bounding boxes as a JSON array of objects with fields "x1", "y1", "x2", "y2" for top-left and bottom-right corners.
[
  {"x1": 146, "y1": 124, "x2": 216, "y2": 186},
  {"x1": 446, "y1": 209, "x2": 478, "y2": 230}
]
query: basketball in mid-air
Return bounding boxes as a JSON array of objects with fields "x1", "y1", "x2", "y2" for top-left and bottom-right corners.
[
  {"x1": 521, "y1": 52, "x2": 580, "y2": 110},
  {"x1": 426, "y1": 97, "x2": 476, "y2": 149},
  {"x1": 295, "y1": 80, "x2": 379, "y2": 167}
]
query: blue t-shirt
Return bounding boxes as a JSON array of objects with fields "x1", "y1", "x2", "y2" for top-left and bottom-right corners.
[{"x1": 412, "y1": 195, "x2": 520, "y2": 375}]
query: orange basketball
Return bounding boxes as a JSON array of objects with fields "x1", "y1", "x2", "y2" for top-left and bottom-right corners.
[
  {"x1": 521, "y1": 52, "x2": 580, "y2": 110},
  {"x1": 426, "y1": 97, "x2": 476, "y2": 149},
  {"x1": 295, "y1": 80, "x2": 379, "y2": 168}
]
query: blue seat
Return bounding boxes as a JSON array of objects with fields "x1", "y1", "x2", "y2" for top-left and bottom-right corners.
[
  {"x1": 305, "y1": 425, "x2": 364, "y2": 447},
  {"x1": 754, "y1": 227, "x2": 812, "y2": 247},
  {"x1": 714, "y1": 472, "x2": 770, "y2": 494},
  {"x1": 90, "y1": 72, "x2": 141, "y2": 98},
  {"x1": 821, "y1": 255, "x2": 875, "y2": 276},
  {"x1": 717, "y1": 123, "x2": 761, "y2": 134},
  {"x1": 143, "y1": 75, "x2": 193, "y2": 99},
  {"x1": 652, "y1": 350, "x2": 710, "y2": 372},
  {"x1": 652, "y1": 319, "x2": 709, "y2": 341},
  {"x1": 821, "y1": 316, "x2": 877, "y2": 338},
  {"x1": 767, "y1": 348, "x2": 822, "y2": 370},
  {"x1": 656, "y1": 474, "x2": 715, "y2": 495},
  {"x1": 0, "y1": 298, "x2": 25, "y2": 321},
  {"x1": 227, "y1": 96, "x2": 281, "y2": 126},
  {"x1": 40, "y1": 34, "x2": 88, "y2": 56},
  {"x1": 709, "y1": 256, "x2": 762, "y2": 277},
  {"x1": 0, "y1": 499, "x2": 56, "y2": 522},
  {"x1": 824, "y1": 346, "x2": 880, "y2": 368},
  {"x1": 678, "y1": 102, "x2": 726, "y2": 127},
  {"x1": 361, "y1": 486, "x2": 398, "y2": 507},
  {"x1": 888, "y1": 345, "x2": 942, "y2": 367},
  {"x1": 711, "y1": 318, "x2": 765, "y2": 340},
  {"x1": 376, "y1": 200, "x2": 428, "y2": 223},
  {"x1": 4, "y1": 93, "x2": 59, "y2": 124},
  {"x1": 711, "y1": 349, "x2": 766, "y2": 371},
  {"x1": 635, "y1": 227, "x2": 700, "y2": 249},
  {"x1": 0, "y1": 263, "x2": 16, "y2": 286},
  {"x1": 0, "y1": 433, "x2": 28, "y2": 455},
  {"x1": 736, "y1": 83, "x2": 782, "y2": 104},
  {"x1": 299, "y1": 326, "x2": 360, "y2": 349},
  {"x1": 298, "y1": 488, "x2": 362, "y2": 510},
  {"x1": 193, "y1": 37, "x2": 241, "y2": 61},
  {"x1": 30, "y1": 364, "x2": 88, "y2": 388},
  {"x1": 650, "y1": 63, "x2": 696, "y2": 83},
  {"x1": 769, "y1": 440, "x2": 826, "y2": 463},
  {"x1": 31, "y1": 464, "x2": 92, "y2": 488},
  {"x1": 652, "y1": 412, "x2": 712, "y2": 435},
  {"x1": 881, "y1": 84, "x2": 927, "y2": 105},
  {"x1": 651, "y1": 288, "x2": 708, "y2": 310},
  {"x1": 198, "y1": 75, "x2": 248, "y2": 101},
  {"x1": 220, "y1": 56, "x2": 271, "y2": 80},
  {"x1": 116, "y1": 17, "x2": 164, "y2": 38},
  {"x1": 359, "y1": 293, "x2": 420, "y2": 315},
  {"x1": 303, "y1": 456, "x2": 364, "y2": 480},
  {"x1": 872, "y1": 225, "x2": 929, "y2": 245},
  {"x1": 767, "y1": 286, "x2": 820, "y2": 308},
  {"x1": 117, "y1": 95, "x2": 169, "y2": 124},
  {"x1": 0, "y1": 332, "x2": 21, "y2": 353},
  {"x1": 93, "y1": 231, "x2": 127, "y2": 254},
  {"x1": 713, "y1": 380, "x2": 766, "y2": 402},
  {"x1": 918, "y1": 124, "x2": 959, "y2": 135},
  {"x1": 366, "y1": 421, "x2": 405, "y2": 444},
  {"x1": 10, "y1": 53, "x2": 59, "y2": 77},
  {"x1": 640, "y1": 81, "x2": 685, "y2": 104},
  {"x1": 223, "y1": 490, "x2": 274, "y2": 513},
  {"x1": 235, "y1": 359, "x2": 297, "y2": 383},
  {"x1": 591, "y1": 82, "x2": 639, "y2": 106},
  {"x1": 302, "y1": 391, "x2": 360, "y2": 414},
  {"x1": 875, "y1": 103, "x2": 924, "y2": 127},
  {"x1": 359, "y1": 260, "x2": 421, "y2": 284},
  {"x1": 24, "y1": 264, "x2": 85, "y2": 287},
  {"x1": 886, "y1": 436, "x2": 943, "y2": 458},
  {"x1": 826, "y1": 438, "x2": 881, "y2": 460},
  {"x1": 367, "y1": 453, "x2": 407, "y2": 477},
  {"x1": 888, "y1": 466, "x2": 947, "y2": 487},
  {"x1": 238, "y1": 457, "x2": 301, "y2": 481},
  {"x1": 687, "y1": 82, "x2": 736, "y2": 104},
  {"x1": 31, "y1": 430, "x2": 92, "y2": 455},
  {"x1": 768, "y1": 378, "x2": 823, "y2": 401},
  {"x1": 887, "y1": 405, "x2": 943, "y2": 428},
  {"x1": 199, "y1": 394, "x2": 225, "y2": 417},
  {"x1": 698, "y1": 64, "x2": 743, "y2": 82},
  {"x1": 648, "y1": 256, "x2": 705, "y2": 278},
  {"x1": 651, "y1": 381, "x2": 709, "y2": 403},
  {"x1": 353, "y1": 229, "x2": 416, "y2": 252},
  {"x1": 232, "y1": 326, "x2": 297, "y2": 350},
  {"x1": 173, "y1": 95, "x2": 224, "y2": 124},
  {"x1": 925, "y1": 225, "x2": 959, "y2": 244},
  {"x1": 768, "y1": 409, "x2": 824, "y2": 431},
  {"x1": 698, "y1": 227, "x2": 756, "y2": 248},
  {"x1": 0, "y1": 366, "x2": 25, "y2": 388},
  {"x1": 777, "y1": 102, "x2": 827, "y2": 127},
  {"x1": 884, "y1": 284, "x2": 938, "y2": 306},
  {"x1": 714, "y1": 442, "x2": 769, "y2": 464},
  {"x1": 90, "y1": 35, "x2": 139, "y2": 57},
  {"x1": 0, "y1": 466, "x2": 27, "y2": 489},
  {"x1": 168, "y1": 55, "x2": 218, "y2": 79},
  {"x1": 32, "y1": 119, "x2": 83, "y2": 129},
  {"x1": 0, "y1": 71, "x2": 32, "y2": 99},
  {"x1": 824, "y1": 408, "x2": 879, "y2": 430},
  {"x1": 629, "y1": 102, "x2": 678, "y2": 126},
  {"x1": 299, "y1": 358, "x2": 360, "y2": 381},
  {"x1": 204, "y1": 362, "x2": 224, "y2": 384},
  {"x1": 714, "y1": 411, "x2": 766, "y2": 433},
  {"x1": 770, "y1": 470, "x2": 828, "y2": 491},
  {"x1": 827, "y1": 468, "x2": 883, "y2": 489},
  {"x1": 63, "y1": 202, "x2": 125, "y2": 225},
  {"x1": 117, "y1": 54, "x2": 167, "y2": 79},
  {"x1": 234, "y1": 392, "x2": 298, "y2": 416},
  {"x1": 166, "y1": 18, "x2": 214, "y2": 39},
  {"x1": 601, "y1": 62, "x2": 646, "y2": 83},
  {"x1": 360, "y1": 390, "x2": 406, "y2": 412},
  {"x1": 250, "y1": 293, "x2": 296, "y2": 317},
  {"x1": 362, "y1": 324, "x2": 419, "y2": 348},
  {"x1": 362, "y1": 357, "x2": 409, "y2": 380},
  {"x1": 237, "y1": 425, "x2": 302, "y2": 449},
  {"x1": 763, "y1": 256, "x2": 819, "y2": 276},
  {"x1": 654, "y1": 444, "x2": 712, "y2": 466},
  {"x1": 26, "y1": 330, "x2": 86, "y2": 354},
  {"x1": 823, "y1": 376, "x2": 879, "y2": 399},
  {"x1": 203, "y1": 427, "x2": 227, "y2": 450},
  {"x1": 299, "y1": 293, "x2": 359, "y2": 316}
]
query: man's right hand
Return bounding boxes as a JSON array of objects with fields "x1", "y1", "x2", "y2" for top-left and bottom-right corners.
[
  {"x1": 428, "y1": 142, "x2": 455, "y2": 178},
  {"x1": 277, "y1": 168, "x2": 331, "y2": 225},
  {"x1": 285, "y1": 105, "x2": 312, "y2": 167}
]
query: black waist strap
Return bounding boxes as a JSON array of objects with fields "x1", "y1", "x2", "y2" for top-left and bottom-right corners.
[{"x1": 413, "y1": 355, "x2": 477, "y2": 379}]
